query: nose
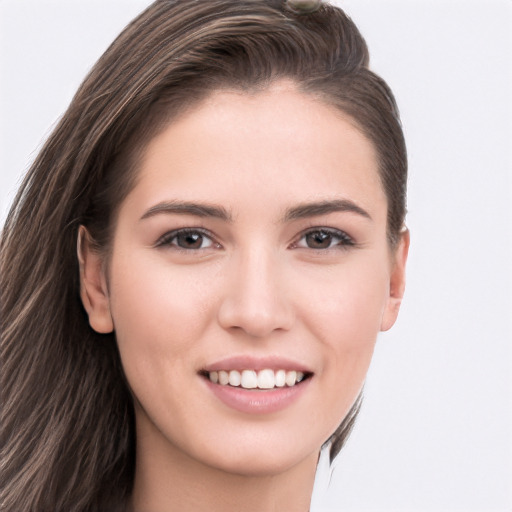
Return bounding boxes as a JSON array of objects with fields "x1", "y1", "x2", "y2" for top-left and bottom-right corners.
[{"x1": 217, "y1": 248, "x2": 294, "y2": 338}]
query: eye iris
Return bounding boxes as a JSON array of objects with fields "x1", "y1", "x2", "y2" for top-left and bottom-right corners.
[
  {"x1": 306, "y1": 231, "x2": 332, "y2": 249},
  {"x1": 177, "y1": 232, "x2": 203, "y2": 249}
]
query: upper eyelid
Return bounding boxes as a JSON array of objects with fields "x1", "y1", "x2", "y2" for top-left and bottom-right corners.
[
  {"x1": 291, "y1": 226, "x2": 356, "y2": 248},
  {"x1": 296, "y1": 226, "x2": 353, "y2": 239},
  {"x1": 155, "y1": 227, "x2": 218, "y2": 247},
  {"x1": 154, "y1": 225, "x2": 354, "y2": 248}
]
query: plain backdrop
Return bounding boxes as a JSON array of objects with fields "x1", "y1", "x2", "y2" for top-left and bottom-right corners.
[{"x1": 1, "y1": 1, "x2": 511, "y2": 511}]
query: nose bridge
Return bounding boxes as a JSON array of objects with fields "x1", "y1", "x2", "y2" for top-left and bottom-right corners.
[{"x1": 217, "y1": 244, "x2": 293, "y2": 337}]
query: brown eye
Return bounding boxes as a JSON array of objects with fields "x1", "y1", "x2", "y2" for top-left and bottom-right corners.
[
  {"x1": 305, "y1": 230, "x2": 333, "y2": 249},
  {"x1": 157, "y1": 229, "x2": 216, "y2": 250},
  {"x1": 295, "y1": 228, "x2": 354, "y2": 250},
  {"x1": 175, "y1": 232, "x2": 204, "y2": 249}
]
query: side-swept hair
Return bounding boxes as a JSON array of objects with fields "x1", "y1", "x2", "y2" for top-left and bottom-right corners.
[{"x1": 0, "y1": 1, "x2": 406, "y2": 510}]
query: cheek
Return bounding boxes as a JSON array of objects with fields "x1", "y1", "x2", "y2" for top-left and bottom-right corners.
[
  {"x1": 107, "y1": 252, "x2": 217, "y2": 378},
  {"x1": 296, "y1": 256, "x2": 390, "y2": 347},
  {"x1": 293, "y1": 258, "x2": 389, "y2": 428}
]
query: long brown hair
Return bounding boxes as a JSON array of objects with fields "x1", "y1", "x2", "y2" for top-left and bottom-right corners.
[{"x1": 0, "y1": 1, "x2": 407, "y2": 510}]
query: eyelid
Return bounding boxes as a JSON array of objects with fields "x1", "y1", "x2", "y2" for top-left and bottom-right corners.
[
  {"x1": 291, "y1": 226, "x2": 356, "y2": 249},
  {"x1": 154, "y1": 227, "x2": 220, "y2": 249},
  {"x1": 154, "y1": 226, "x2": 355, "y2": 251}
]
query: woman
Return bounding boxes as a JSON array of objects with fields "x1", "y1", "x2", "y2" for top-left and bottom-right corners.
[{"x1": 0, "y1": 0, "x2": 409, "y2": 510}]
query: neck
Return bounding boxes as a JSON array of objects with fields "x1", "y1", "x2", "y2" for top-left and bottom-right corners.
[{"x1": 130, "y1": 423, "x2": 318, "y2": 512}]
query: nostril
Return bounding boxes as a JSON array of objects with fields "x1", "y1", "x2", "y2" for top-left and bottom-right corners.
[{"x1": 218, "y1": 308, "x2": 292, "y2": 338}]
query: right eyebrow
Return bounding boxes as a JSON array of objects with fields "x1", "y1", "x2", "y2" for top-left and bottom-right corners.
[{"x1": 140, "y1": 201, "x2": 233, "y2": 222}]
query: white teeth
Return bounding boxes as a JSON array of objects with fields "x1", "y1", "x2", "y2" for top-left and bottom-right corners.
[
  {"x1": 241, "y1": 370, "x2": 258, "y2": 389},
  {"x1": 228, "y1": 370, "x2": 241, "y2": 386},
  {"x1": 218, "y1": 370, "x2": 229, "y2": 385},
  {"x1": 285, "y1": 370, "x2": 297, "y2": 387},
  {"x1": 275, "y1": 369, "x2": 286, "y2": 387},
  {"x1": 257, "y1": 369, "x2": 275, "y2": 389},
  {"x1": 209, "y1": 368, "x2": 307, "y2": 389}
]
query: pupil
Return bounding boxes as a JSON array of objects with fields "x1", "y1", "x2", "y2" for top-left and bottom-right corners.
[
  {"x1": 178, "y1": 233, "x2": 202, "y2": 249},
  {"x1": 306, "y1": 231, "x2": 331, "y2": 249}
]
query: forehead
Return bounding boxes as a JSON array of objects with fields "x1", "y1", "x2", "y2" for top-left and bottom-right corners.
[{"x1": 124, "y1": 82, "x2": 386, "y2": 222}]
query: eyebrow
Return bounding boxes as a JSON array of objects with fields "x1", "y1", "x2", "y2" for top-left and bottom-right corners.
[
  {"x1": 140, "y1": 201, "x2": 232, "y2": 222},
  {"x1": 140, "y1": 198, "x2": 371, "y2": 223},
  {"x1": 283, "y1": 199, "x2": 372, "y2": 222}
]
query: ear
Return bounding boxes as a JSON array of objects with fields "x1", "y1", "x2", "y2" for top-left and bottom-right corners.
[
  {"x1": 77, "y1": 226, "x2": 114, "y2": 334},
  {"x1": 380, "y1": 229, "x2": 410, "y2": 332}
]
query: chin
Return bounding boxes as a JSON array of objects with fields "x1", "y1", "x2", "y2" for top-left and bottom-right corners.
[
  {"x1": 204, "y1": 447, "x2": 316, "y2": 478},
  {"x1": 184, "y1": 425, "x2": 323, "y2": 478}
]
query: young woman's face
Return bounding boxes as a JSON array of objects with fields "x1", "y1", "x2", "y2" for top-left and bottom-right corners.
[{"x1": 82, "y1": 81, "x2": 407, "y2": 477}]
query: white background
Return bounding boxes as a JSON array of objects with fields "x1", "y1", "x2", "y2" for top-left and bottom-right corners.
[{"x1": 1, "y1": 1, "x2": 511, "y2": 511}]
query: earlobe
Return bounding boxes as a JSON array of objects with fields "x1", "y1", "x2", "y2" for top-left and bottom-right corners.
[
  {"x1": 77, "y1": 226, "x2": 114, "y2": 334},
  {"x1": 380, "y1": 229, "x2": 410, "y2": 332}
]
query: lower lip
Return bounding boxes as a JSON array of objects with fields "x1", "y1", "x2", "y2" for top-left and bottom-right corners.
[{"x1": 204, "y1": 377, "x2": 311, "y2": 414}]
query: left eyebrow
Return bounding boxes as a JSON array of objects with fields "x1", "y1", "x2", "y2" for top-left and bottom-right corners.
[
  {"x1": 283, "y1": 199, "x2": 372, "y2": 222},
  {"x1": 140, "y1": 200, "x2": 232, "y2": 222}
]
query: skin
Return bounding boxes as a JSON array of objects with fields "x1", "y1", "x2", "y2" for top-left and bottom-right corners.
[{"x1": 79, "y1": 81, "x2": 408, "y2": 512}]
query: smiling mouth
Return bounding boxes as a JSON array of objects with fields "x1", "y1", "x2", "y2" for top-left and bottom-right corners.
[{"x1": 201, "y1": 369, "x2": 312, "y2": 390}]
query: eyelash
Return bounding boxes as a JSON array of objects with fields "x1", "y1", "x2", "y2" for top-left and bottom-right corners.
[
  {"x1": 155, "y1": 228, "x2": 219, "y2": 251},
  {"x1": 155, "y1": 227, "x2": 355, "y2": 252},
  {"x1": 291, "y1": 227, "x2": 355, "y2": 251}
]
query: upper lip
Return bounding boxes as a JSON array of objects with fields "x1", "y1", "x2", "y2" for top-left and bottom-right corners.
[{"x1": 201, "y1": 355, "x2": 313, "y2": 374}]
